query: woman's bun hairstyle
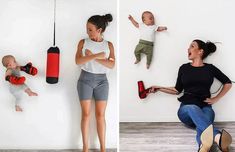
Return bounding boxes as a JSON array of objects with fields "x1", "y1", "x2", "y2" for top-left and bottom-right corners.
[
  {"x1": 193, "y1": 39, "x2": 217, "y2": 59},
  {"x1": 103, "y1": 14, "x2": 113, "y2": 23},
  {"x1": 88, "y1": 14, "x2": 113, "y2": 33},
  {"x1": 205, "y1": 41, "x2": 216, "y2": 54}
]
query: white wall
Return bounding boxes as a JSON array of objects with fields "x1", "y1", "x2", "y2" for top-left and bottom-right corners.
[
  {"x1": 0, "y1": 0, "x2": 117, "y2": 149},
  {"x1": 120, "y1": 0, "x2": 235, "y2": 122}
]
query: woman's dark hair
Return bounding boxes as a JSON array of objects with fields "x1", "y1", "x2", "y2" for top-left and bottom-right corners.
[
  {"x1": 193, "y1": 39, "x2": 217, "y2": 59},
  {"x1": 88, "y1": 14, "x2": 113, "y2": 33}
]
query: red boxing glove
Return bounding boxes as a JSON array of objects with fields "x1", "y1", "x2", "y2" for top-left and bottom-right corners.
[
  {"x1": 20, "y1": 62, "x2": 38, "y2": 76},
  {"x1": 5, "y1": 75, "x2": 25, "y2": 85}
]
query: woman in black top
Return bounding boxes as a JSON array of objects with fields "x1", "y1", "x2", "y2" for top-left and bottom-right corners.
[{"x1": 150, "y1": 39, "x2": 232, "y2": 152}]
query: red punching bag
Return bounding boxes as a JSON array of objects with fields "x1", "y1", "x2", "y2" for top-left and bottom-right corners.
[
  {"x1": 46, "y1": 0, "x2": 60, "y2": 84},
  {"x1": 46, "y1": 46, "x2": 60, "y2": 84}
]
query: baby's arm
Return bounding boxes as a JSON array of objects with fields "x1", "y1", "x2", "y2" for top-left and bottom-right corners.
[
  {"x1": 5, "y1": 69, "x2": 25, "y2": 85},
  {"x1": 156, "y1": 26, "x2": 167, "y2": 32},
  {"x1": 5, "y1": 69, "x2": 12, "y2": 78},
  {"x1": 128, "y1": 15, "x2": 139, "y2": 28},
  {"x1": 20, "y1": 62, "x2": 38, "y2": 76}
]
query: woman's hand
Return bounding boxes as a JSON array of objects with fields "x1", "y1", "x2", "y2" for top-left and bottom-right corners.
[
  {"x1": 85, "y1": 49, "x2": 93, "y2": 56},
  {"x1": 149, "y1": 86, "x2": 160, "y2": 93},
  {"x1": 205, "y1": 83, "x2": 232, "y2": 105},
  {"x1": 204, "y1": 97, "x2": 219, "y2": 105},
  {"x1": 95, "y1": 52, "x2": 106, "y2": 59}
]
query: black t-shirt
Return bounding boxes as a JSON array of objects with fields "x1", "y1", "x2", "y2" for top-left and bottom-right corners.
[{"x1": 175, "y1": 63, "x2": 231, "y2": 108}]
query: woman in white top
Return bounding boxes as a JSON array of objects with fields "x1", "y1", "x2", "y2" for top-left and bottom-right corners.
[{"x1": 75, "y1": 14, "x2": 115, "y2": 152}]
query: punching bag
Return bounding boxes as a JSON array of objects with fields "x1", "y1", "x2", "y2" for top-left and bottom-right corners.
[
  {"x1": 46, "y1": 46, "x2": 60, "y2": 84},
  {"x1": 46, "y1": 0, "x2": 60, "y2": 84}
]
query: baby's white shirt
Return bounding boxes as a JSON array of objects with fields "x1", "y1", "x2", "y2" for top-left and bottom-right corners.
[{"x1": 139, "y1": 23, "x2": 158, "y2": 42}]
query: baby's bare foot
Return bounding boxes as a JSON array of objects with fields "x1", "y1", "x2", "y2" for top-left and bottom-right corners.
[
  {"x1": 134, "y1": 60, "x2": 140, "y2": 64},
  {"x1": 146, "y1": 64, "x2": 150, "y2": 69},
  {"x1": 25, "y1": 88, "x2": 38, "y2": 96},
  {"x1": 15, "y1": 105, "x2": 23, "y2": 112},
  {"x1": 28, "y1": 91, "x2": 38, "y2": 96}
]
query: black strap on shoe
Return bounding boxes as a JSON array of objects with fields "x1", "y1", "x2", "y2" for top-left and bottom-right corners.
[{"x1": 219, "y1": 130, "x2": 223, "y2": 150}]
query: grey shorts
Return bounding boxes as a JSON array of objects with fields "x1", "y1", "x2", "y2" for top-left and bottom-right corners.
[{"x1": 77, "y1": 70, "x2": 109, "y2": 101}]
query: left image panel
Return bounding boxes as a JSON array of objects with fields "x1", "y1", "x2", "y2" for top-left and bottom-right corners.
[{"x1": 0, "y1": 0, "x2": 118, "y2": 151}]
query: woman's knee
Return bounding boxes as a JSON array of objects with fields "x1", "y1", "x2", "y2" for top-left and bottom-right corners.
[
  {"x1": 95, "y1": 111, "x2": 105, "y2": 120},
  {"x1": 82, "y1": 110, "x2": 90, "y2": 119}
]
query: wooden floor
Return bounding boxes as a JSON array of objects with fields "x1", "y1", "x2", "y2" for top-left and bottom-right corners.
[
  {"x1": 120, "y1": 122, "x2": 235, "y2": 152},
  {"x1": 0, "y1": 150, "x2": 117, "y2": 152}
]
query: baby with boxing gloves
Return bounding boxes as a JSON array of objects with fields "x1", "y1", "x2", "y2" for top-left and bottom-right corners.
[{"x1": 2, "y1": 55, "x2": 38, "y2": 112}]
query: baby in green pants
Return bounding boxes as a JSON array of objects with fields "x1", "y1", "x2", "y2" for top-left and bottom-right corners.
[{"x1": 128, "y1": 11, "x2": 167, "y2": 69}]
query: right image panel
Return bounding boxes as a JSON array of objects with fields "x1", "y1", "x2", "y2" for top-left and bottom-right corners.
[{"x1": 119, "y1": 0, "x2": 235, "y2": 151}]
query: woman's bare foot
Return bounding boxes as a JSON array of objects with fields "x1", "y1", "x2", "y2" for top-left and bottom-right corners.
[
  {"x1": 134, "y1": 60, "x2": 140, "y2": 64},
  {"x1": 215, "y1": 133, "x2": 221, "y2": 145},
  {"x1": 15, "y1": 105, "x2": 23, "y2": 112},
  {"x1": 25, "y1": 88, "x2": 38, "y2": 96},
  {"x1": 82, "y1": 148, "x2": 88, "y2": 152},
  {"x1": 101, "y1": 148, "x2": 106, "y2": 152}
]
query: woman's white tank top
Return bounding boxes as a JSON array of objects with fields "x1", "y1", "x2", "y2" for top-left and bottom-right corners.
[{"x1": 81, "y1": 38, "x2": 110, "y2": 74}]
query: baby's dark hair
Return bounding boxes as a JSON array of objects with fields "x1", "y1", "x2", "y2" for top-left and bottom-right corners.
[
  {"x1": 193, "y1": 39, "x2": 216, "y2": 59},
  {"x1": 88, "y1": 14, "x2": 113, "y2": 33},
  {"x1": 142, "y1": 11, "x2": 154, "y2": 21}
]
